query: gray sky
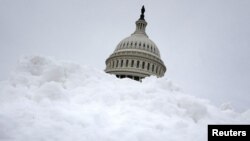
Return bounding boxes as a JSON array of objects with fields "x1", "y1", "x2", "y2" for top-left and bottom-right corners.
[{"x1": 1, "y1": 0, "x2": 250, "y2": 111}]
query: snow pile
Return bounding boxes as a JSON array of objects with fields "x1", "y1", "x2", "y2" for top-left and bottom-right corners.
[{"x1": 0, "y1": 56, "x2": 249, "y2": 141}]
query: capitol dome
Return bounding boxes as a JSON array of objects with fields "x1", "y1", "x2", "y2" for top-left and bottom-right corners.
[{"x1": 105, "y1": 6, "x2": 166, "y2": 81}]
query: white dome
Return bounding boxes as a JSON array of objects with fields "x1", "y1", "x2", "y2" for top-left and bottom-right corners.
[
  {"x1": 114, "y1": 34, "x2": 161, "y2": 57},
  {"x1": 105, "y1": 6, "x2": 166, "y2": 81}
]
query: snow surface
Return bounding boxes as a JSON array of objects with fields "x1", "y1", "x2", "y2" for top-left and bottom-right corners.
[{"x1": 0, "y1": 56, "x2": 249, "y2": 141}]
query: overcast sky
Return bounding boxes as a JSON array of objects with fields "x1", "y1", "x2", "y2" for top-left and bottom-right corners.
[{"x1": 0, "y1": 0, "x2": 250, "y2": 111}]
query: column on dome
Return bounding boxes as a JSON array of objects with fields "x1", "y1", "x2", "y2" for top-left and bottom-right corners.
[{"x1": 128, "y1": 59, "x2": 131, "y2": 67}]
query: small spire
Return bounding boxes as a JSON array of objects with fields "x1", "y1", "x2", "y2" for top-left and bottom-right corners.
[{"x1": 140, "y1": 5, "x2": 145, "y2": 20}]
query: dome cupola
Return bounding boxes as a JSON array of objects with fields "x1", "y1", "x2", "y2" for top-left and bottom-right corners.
[{"x1": 105, "y1": 6, "x2": 166, "y2": 81}]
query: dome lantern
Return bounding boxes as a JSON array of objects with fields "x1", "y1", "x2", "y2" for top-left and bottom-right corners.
[
  {"x1": 105, "y1": 6, "x2": 167, "y2": 81},
  {"x1": 132, "y1": 5, "x2": 148, "y2": 37}
]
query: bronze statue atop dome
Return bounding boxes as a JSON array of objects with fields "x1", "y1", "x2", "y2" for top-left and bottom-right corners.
[{"x1": 140, "y1": 5, "x2": 145, "y2": 20}]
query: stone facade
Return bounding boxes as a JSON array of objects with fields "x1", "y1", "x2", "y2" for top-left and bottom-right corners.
[{"x1": 105, "y1": 6, "x2": 166, "y2": 81}]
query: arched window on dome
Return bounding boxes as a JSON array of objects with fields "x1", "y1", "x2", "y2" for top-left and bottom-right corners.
[
  {"x1": 131, "y1": 60, "x2": 134, "y2": 67},
  {"x1": 126, "y1": 60, "x2": 129, "y2": 67},
  {"x1": 147, "y1": 63, "x2": 150, "y2": 70},
  {"x1": 121, "y1": 60, "x2": 123, "y2": 67},
  {"x1": 143, "y1": 43, "x2": 145, "y2": 48},
  {"x1": 142, "y1": 62, "x2": 145, "y2": 69},
  {"x1": 136, "y1": 60, "x2": 140, "y2": 68},
  {"x1": 127, "y1": 42, "x2": 129, "y2": 47},
  {"x1": 139, "y1": 42, "x2": 141, "y2": 47},
  {"x1": 152, "y1": 64, "x2": 155, "y2": 72},
  {"x1": 151, "y1": 46, "x2": 153, "y2": 51},
  {"x1": 147, "y1": 45, "x2": 149, "y2": 50},
  {"x1": 131, "y1": 42, "x2": 133, "y2": 46}
]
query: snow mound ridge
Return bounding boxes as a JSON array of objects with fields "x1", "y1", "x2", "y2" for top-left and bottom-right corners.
[{"x1": 0, "y1": 56, "x2": 249, "y2": 141}]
